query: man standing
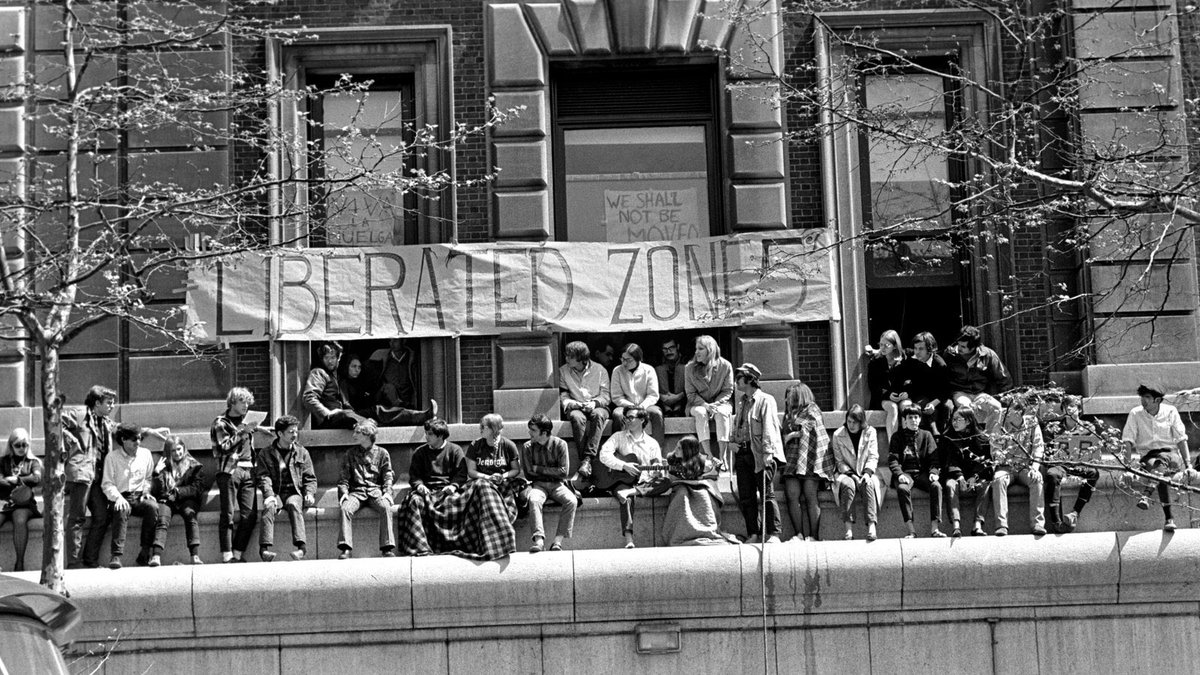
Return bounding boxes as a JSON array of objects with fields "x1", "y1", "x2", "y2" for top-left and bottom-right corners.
[
  {"x1": 655, "y1": 338, "x2": 687, "y2": 417},
  {"x1": 1122, "y1": 382, "x2": 1191, "y2": 532},
  {"x1": 943, "y1": 325, "x2": 1011, "y2": 431},
  {"x1": 610, "y1": 343, "x2": 665, "y2": 447},
  {"x1": 74, "y1": 385, "x2": 115, "y2": 568},
  {"x1": 256, "y1": 415, "x2": 317, "y2": 562},
  {"x1": 211, "y1": 387, "x2": 269, "y2": 563},
  {"x1": 521, "y1": 414, "x2": 577, "y2": 553},
  {"x1": 337, "y1": 420, "x2": 396, "y2": 559},
  {"x1": 559, "y1": 341, "x2": 611, "y2": 484},
  {"x1": 731, "y1": 363, "x2": 785, "y2": 544},
  {"x1": 99, "y1": 423, "x2": 164, "y2": 569}
]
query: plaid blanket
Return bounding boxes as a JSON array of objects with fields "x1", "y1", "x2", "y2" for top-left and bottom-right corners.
[{"x1": 397, "y1": 478, "x2": 519, "y2": 561}]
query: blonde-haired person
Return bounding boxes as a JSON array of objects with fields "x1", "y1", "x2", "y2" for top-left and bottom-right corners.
[
  {"x1": 867, "y1": 329, "x2": 906, "y2": 438},
  {"x1": 780, "y1": 383, "x2": 832, "y2": 541},
  {"x1": 151, "y1": 436, "x2": 207, "y2": 565},
  {"x1": 0, "y1": 428, "x2": 43, "y2": 572},
  {"x1": 684, "y1": 335, "x2": 735, "y2": 470}
]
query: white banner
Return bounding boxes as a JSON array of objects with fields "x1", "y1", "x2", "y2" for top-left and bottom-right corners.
[{"x1": 185, "y1": 230, "x2": 838, "y2": 342}]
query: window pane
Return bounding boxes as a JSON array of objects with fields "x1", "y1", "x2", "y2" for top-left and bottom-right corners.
[
  {"x1": 563, "y1": 126, "x2": 710, "y2": 242},
  {"x1": 321, "y1": 89, "x2": 407, "y2": 247},
  {"x1": 0, "y1": 618, "x2": 70, "y2": 675}
]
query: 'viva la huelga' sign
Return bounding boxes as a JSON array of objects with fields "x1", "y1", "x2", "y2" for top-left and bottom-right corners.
[{"x1": 185, "y1": 230, "x2": 837, "y2": 342}]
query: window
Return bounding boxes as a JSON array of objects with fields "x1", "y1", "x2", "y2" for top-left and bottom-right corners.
[{"x1": 552, "y1": 65, "x2": 723, "y2": 242}]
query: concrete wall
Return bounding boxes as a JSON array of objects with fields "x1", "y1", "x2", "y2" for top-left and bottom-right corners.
[{"x1": 9, "y1": 529, "x2": 1196, "y2": 673}]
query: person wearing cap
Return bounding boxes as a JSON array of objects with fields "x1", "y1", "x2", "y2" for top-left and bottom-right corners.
[
  {"x1": 943, "y1": 325, "x2": 1010, "y2": 432},
  {"x1": 989, "y1": 395, "x2": 1047, "y2": 536},
  {"x1": 731, "y1": 363, "x2": 785, "y2": 544},
  {"x1": 888, "y1": 402, "x2": 944, "y2": 538},
  {"x1": 1121, "y1": 383, "x2": 1191, "y2": 532}
]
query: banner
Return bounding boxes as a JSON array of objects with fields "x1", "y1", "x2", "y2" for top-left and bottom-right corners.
[{"x1": 185, "y1": 230, "x2": 838, "y2": 343}]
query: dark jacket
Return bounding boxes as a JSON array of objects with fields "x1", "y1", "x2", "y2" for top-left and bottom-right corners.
[
  {"x1": 893, "y1": 355, "x2": 949, "y2": 404},
  {"x1": 408, "y1": 441, "x2": 466, "y2": 491},
  {"x1": 866, "y1": 354, "x2": 904, "y2": 409},
  {"x1": 938, "y1": 430, "x2": 992, "y2": 480},
  {"x1": 256, "y1": 441, "x2": 318, "y2": 501},
  {"x1": 302, "y1": 367, "x2": 349, "y2": 423},
  {"x1": 151, "y1": 456, "x2": 207, "y2": 505},
  {"x1": 888, "y1": 428, "x2": 939, "y2": 478},
  {"x1": 210, "y1": 411, "x2": 254, "y2": 475},
  {"x1": 74, "y1": 411, "x2": 113, "y2": 483},
  {"x1": 62, "y1": 411, "x2": 95, "y2": 485},
  {"x1": 337, "y1": 443, "x2": 394, "y2": 500},
  {"x1": 943, "y1": 344, "x2": 1011, "y2": 396}
]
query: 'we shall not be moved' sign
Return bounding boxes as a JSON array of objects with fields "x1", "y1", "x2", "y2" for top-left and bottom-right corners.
[{"x1": 604, "y1": 188, "x2": 702, "y2": 243}]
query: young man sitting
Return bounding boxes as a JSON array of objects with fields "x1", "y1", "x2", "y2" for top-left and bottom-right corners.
[
  {"x1": 337, "y1": 420, "x2": 397, "y2": 559},
  {"x1": 100, "y1": 423, "x2": 166, "y2": 569},
  {"x1": 1121, "y1": 382, "x2": 1192, "y2": 532},
  {"x1": 520, "y1": 414, "x2": 577, "y2": 553},
  {"x1": 256, "y1": 416, "x2": 317, "y2": 562}
]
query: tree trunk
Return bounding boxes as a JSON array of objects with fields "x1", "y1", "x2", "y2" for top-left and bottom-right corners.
[{"x1": 38, "y1": 347, "x2": 67, "y2": 594}]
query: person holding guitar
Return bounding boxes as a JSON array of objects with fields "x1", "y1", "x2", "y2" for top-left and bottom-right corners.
[{"x1": 597, "y1": 408, "x2": 665, "y2": 549}]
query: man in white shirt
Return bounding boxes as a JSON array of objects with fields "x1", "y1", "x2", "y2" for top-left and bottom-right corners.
[
  {"x1": 102, "y1": 423, "x2": 166, "y2": 569},
  {"x1": 598, "y1": 408, "x2": 663, "y2": 549},
  {"x1": 1121, "y1": 382, "x2": 1192, "y2": 531},
  {"x1": 559, "y1": 341, "x2": 611, "y2": 483},
  {"x1": 610, "y1": 343, "x2": 665, "y2": 447}
]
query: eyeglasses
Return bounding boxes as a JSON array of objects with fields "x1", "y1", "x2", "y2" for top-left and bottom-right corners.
[{"x1": 11, "y1": 442, "x2": 28, "y2": 448}]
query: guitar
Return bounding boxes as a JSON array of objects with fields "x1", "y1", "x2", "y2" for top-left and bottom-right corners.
[{"x1": 592, "y1": 450, "x2": 647, "y2": 492}]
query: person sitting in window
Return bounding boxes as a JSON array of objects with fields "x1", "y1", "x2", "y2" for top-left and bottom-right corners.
[
  {"x1": 0, "y1": 428, "x2": 43, "y2": 572},
  {"x1": 611, "y1": 343, "x2": 665, "y2": 447},
  {"x1": 592, "y1": 342, "x2": 617, "y2": 372},
  {"x1": 660, "y1": 435, "x2": 738, "y2": 546},
  {"x1": 151, "y1": 436, "x2": 207, "y2": 565},
  {"x1": 780, "y1": 382, "x2": 831, "y2": 542},
  {"x1": 368, "y1": 339, "x2": 437, "y2": 426},
  {"x1": 520, "y1": 414, "x2": 577, "y2": 553},
  {"x1": 304, "y1": 342, "x2": 366, "y2": 430},
  {"x1": 558, "y1": 340, "x2": 611, "y2": 485},
  {"x1": 598, "y1": 407, "x2": 665, "y2": 549},
  {"x1": 337, "y1": 420, "x2": 396, "y2": 560},
  {"x1": 256, "y1": 415, "x2": 317, "y2": 562},
  {"x1": 938, "y1": 407, "x2": 993, "y2": 537},
  {"x1": 989, "y1": 396, "x2": 1047, "y2": 536},
  {"x1": 1121, "y1": 382, "x2": 1191, "y2": 533},
  {"x1": 655, "y1": 337, "x2": 688, "y2": 417},
  {"x1": 397, "y1": 415, "x2": 518, "y2": 560},
  {"x1": 943, "y1": 325, "x2": 1011, "y2": 432},
  {"x1": 867, "y1": 329, "x2": 906, "y2": 438},
  {"x1": 101, "y1": 423, "x2": 165, "y2": 569},
  {"x1": 1040, "y1": 394, "x2": 1101, "y2": 533},
  {"x1": 889, "y1": 404, "x2": 945, "y2": 538},
  {"x1": 830, "y1": 405, "x2": 881, "y2": 542},
  {"x1": 899, "y1": 331, "x2": 949, "y2": 435},
  {"x1": 341, "y1": 354, "x2": 379, "y2": 422},
  {"x1": 685, "y1": 335, "x2": 735, "y2": 470}
]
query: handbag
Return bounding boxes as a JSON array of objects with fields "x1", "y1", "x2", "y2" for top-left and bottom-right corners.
[{"x1": 9, "y1": 484, "x2": 35, "y2": 507}]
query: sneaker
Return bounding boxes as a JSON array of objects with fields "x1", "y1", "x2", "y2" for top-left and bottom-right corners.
[
  {"x1": 765, "y1": 535, "x2": 782, "y2": 544},
  {"x1": 148, "y1": 554, "x2": 161, "y2": 568},
  {"x1": 289, "y1": 549, "x2": 306, "y2": 561},
  {"x1": 108, "y1": 557, "x2": 122, "y2": 570},
  {"x1": 951, "y1": 528, "x2": 962, "y2": 538},
  {"x1": 843, "y1": 528, "x2": 854, "y2": 541},
  {"x1": 530, "y1": 538, "x2": 544, "y2": 554},
  {"x1": 1164, "y1": 519, "x2": 1177, "y2": 532},
  {"x1": 549, "y1": 542, "x2": 563, "y2": 552},
  {"x1": 930, "y1": 529, "x2": 948, "y2": 538},
  {"x1": 1062, "y1": 512, "x2": 1079, "y2": 532},
  {"x1": 260, "y1": 549, "x2": 277, "y2": 563},
  {"x1": 381, "y1": 550, "x2": 396, "y2": 558},
  {"x1": 866, "y1": 523, "x2": 878, "y2": 542},
  {"x1": 994, "y1": 527, "x2": 1008, "y2": 537},
  {"x1": 577, "y1": 459, "x2": 593, "y2": 478},
  {"x1": 744, "y1": 534, "x2": 761, "y2": 544},
  {"x1": 338, "y1": 549, "x2": 352, "y2": 560},
  {"x1": 972, "y1": 522, "x2": 987, "y2": 536},
  {"x1": 191, "y1": 555, "x2": 205, "y2": 565},
  {"x1": 1136, "y1": 496, "x2": 1150, "y2": 510},
  {"x1": 1032, "y1": 525, "x2": 1047, "y2": 536}
]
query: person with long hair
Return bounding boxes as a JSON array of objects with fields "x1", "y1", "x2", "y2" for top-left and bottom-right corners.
[
  {"x1": 152, "y1": 436, "x2": 207, "y2": 565},
  {"x1": 684, "y1": 335, "x2": 735, "y2": 469},
  {"x1": 938, "y1": 407, "x2": 993, "y2": 537},
  {"x1": 780, "y1": 382, "x2": 832, "y2": 541},
  {"x1": 0, "y1": 428, "x2": 43, "y2": 572},
  {"x1": 830, "y1": 405, "x2": 881, "y2": 541},
  {"x1": 867, "y1": 329, "x2": 906, "y2": 438},
  {"x1": 660, "y1": 435, "x2": 738, "y2": 546}
]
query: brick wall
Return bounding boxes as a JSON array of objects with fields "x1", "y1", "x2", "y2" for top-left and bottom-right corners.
[{"x1": 458, "y1": 336, "x2": 494, "y2": 423}]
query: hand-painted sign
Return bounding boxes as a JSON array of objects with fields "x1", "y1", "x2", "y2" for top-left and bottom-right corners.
[{"x1": 185, "y1": 230, "x2": 838, "y2": 342}]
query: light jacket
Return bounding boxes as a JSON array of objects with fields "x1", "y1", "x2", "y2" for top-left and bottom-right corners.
[{"x1": 831, "y1": 425, "x2": 878, "y2": 477}]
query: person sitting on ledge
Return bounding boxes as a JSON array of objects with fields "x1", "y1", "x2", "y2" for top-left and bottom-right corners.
[
  {"x1": 304, "y1": 342, "x2": 366, "y2": 430},
  {"x1": 1121, "y1": 382, "x2": 1192, "y2": 533},
  {"x1": 830, "y1": 405, "x2": 881, "y2": 542},
  {"x1": 558, "y1": 340, "x2": 611, "y2": 486},
  {"x1": 989, "y1": 396, "x2": 1047, "y2": 537},
  {"x1": 520, "y1": 414, "x2": 577, "y2": 553},
  {"x1": 337, "y1": 420, "x2": 396, "y2": 560},
  {"x1": 1041, "y1": 395, "x2": 1100, "y2": 533},
  {"x1": 256, "y1": 415, "x2": 317, "y2": 562},
  {"x1": 151, "y1": 436, "x2": 207, "y2": 565},
  {"x1": 655, "y1": 337, "x2": 688, "y2": 417},
  {"x1": 611, "y1": 343, "x2": 666, "y2": 448},
  {"x1": 685, "y1": 335, "x2": 735, "y2": 470},
  {"x1": 938, "y1": 407, "x2": 993, "y2": 537},
  {"x1": 100, "y1": 423, "x2": 165, "y2": 569},
  {"x1": 889, "y1": 403, "x2": 945, "y2": 538},
  {"x1": 368, "y1": 339, "x2": 437, "y2": 426},
  {"x1": 660, "y1": 435, "x2": 738, "y2": 546},
  {"x1": 0, "y1": 428, "x2": 43, "y2": 573},
  {"x1": 598, "y1": 407, "x2": 665, "y2": 549},
  {"x1": 943, "y1": 325, "x2": 1010, "y2": 432}
]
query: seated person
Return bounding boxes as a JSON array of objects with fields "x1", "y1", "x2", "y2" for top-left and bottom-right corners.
[
  {"x1": 337, "y1": 420, "x2": 396, "y2": 559},
  {"x1": 867, "y1": 329, "x2": 907, "y2": 438},
  {"x1": 256, "y1": 415, "x2": 317, "y2": 562},
  {"x1": 943, "y1": 326, "x2": 1011, "y2": 431},
  {"x1": 989, "y1": 397, "x2": 1047, "y2": 536},
  {"x1": 898, "y1": 331, "x2": 949, "y2": 434},
  {"x1": 151, "y1": 436, "x2": 207, "y2": 565},
  {"x1": 341, "y1": 354, "x2": 379, "y2": 422},
  {"x1": 303, "y1": 342, "x2": 365, "y2": 430},
  {"x1": 1041, "y1": 394, "x2": 1100, "y2": 533},
  {"x1": 520, "y1": 414, "x2": 577, "y2": 553},
  {"x1": 830, "y1": 405, "x2": 881, "y2": 542},
  {"x1": 1121, "y1": 382, "x2": 1192, "y2": 532},
  {"x1": 101, "y1": 423, "x2": 166, "y2": 569},
  {"x1": 685, "y1": 335, "x2": 735, "y2": 468},
  {"x1": 558, "y1": 340, "x2": 611, "y2": 483},
  {"x1": 598, "y1": 407, "x2": 665, "y2": 549},
  {"x1": 368, "y1": 339, "x2": 437, "y2": 426},
  {"x1": 611, "y1": 343, "x2": 665, "y2": 447},
  {"x1": 938, "y1": 408, "x2": 993, "y2": 537},
  {"x1": 397, "y1": 416, "x2": 517, "y2": 560},
  {"x1": 0, "y1": 428, "x2": 43, "y2": 572},
  {"x1": 659, "y1": 435, "x2": 737, "y2": 546},
  {"x1": 655, "y1": 338, "x2": 688, "y2": 417},
  {"x1": 889, "y1": 404, "x2": 945, "y2": 538}
]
